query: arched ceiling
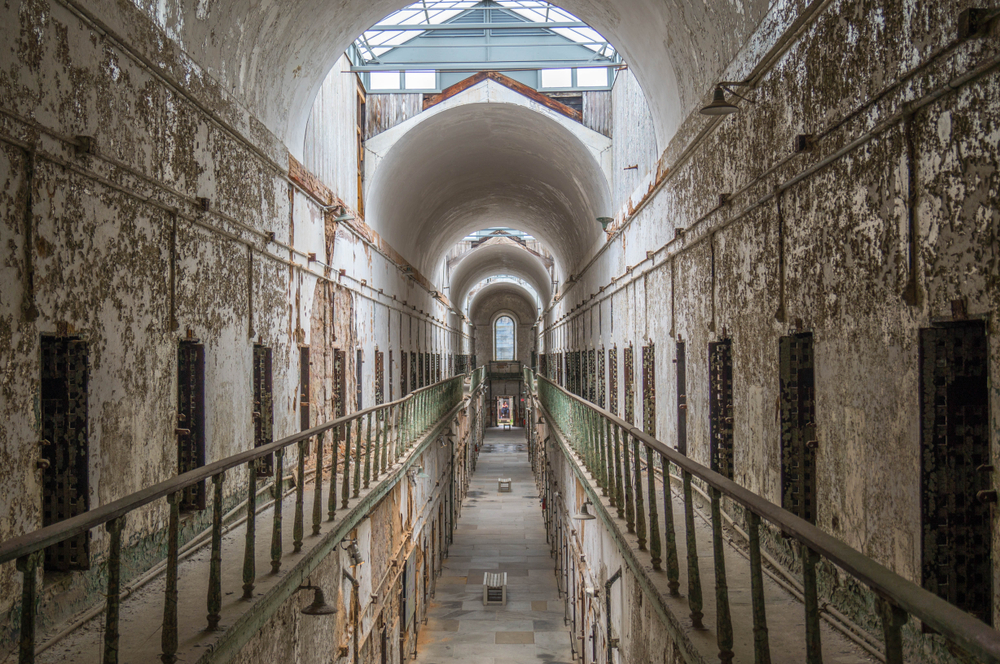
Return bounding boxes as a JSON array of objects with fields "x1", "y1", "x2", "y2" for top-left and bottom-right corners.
[
  {"x1": 367, "y1": 102, "x2": 608, "y2": 280},
  {"x1": 133, "y1": 0, "x2": 770, "y2": 158},
  {"x1": 469, "y1": 282, "x2": 538, "y2": 326},
  {"x1": 450, "y1": 240, "x2": 552, "y2": 313}
]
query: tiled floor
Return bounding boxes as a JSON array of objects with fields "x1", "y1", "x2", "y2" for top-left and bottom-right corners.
[{"x1": 415, "y1": 427, "x2": 574, "y2": 664}]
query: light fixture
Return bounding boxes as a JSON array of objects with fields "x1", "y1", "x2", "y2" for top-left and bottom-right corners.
[
  {"x1": 298, "y1": 582, "x2": 338, "y2": 615},
  {"x1": 700, "y1": 86, "x2": 740, "y2": 115},
  {"x1": 342, "y1": 539, "x2": 364, "y2": 567},
  {"x1": 573, "y1": 500, "x2": 597, "y2": 521},
  {"x1": 597, "y1": 217, "x2": 613, "y2": 231}
]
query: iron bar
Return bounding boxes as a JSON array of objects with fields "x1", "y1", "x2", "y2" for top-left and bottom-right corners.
[
  {"x1": 294, "y1": 440, "x2": 305, "y2": 553},
  {"x1": 270, "y1": 449, "x2": 284, "y2": 573},
  {"x1": 363, "y1": 412, "x2": 373, "y2": 489},
  {"x1": 661, "y1": 455, "x2": 680, "y2": 596},
  {"x1": 242, "y1": 462, "x2": 257, "y2": 600},
  {"x1": 633, "y1": 435, "x2": 646, "y2": 550},
  {"x1": 683, "y1": 471, "x2": 704, "y2": 629},
  {"x1": 803, "y1": 544, "x2": 823, "y2": 664},
  {"x1": 747, "y1": 512, "x2": 772, "y2": 664},
  {"x1": 207, "y1": 473, "x2": 224, "y2": 630},
  {"x1": 647, "y1": 447, "x2": 661, "y2": 570},
  {"x1": 161, "y1": 493, "x2": 180, "y2": 664},
  {"x1": 102, "y1": 516, "x2": 124, "y2": 664},
  {"x1": 16, "y1": 551, "x2": 41, "y2": 664},
  {"x1": 711, "y1": 488, "x2": 734, "y2": 663}
]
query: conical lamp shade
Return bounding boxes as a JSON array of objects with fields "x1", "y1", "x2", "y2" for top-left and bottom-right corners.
[
  {"x1": 573, "y1": 501, "x2": 597, "y2": 521},
  {"x1": 301, "y1": 588, "x2": 338, "y2": 615},
  {"x1": 700, "y1": 87, "x2": 740, "y2": 116}
]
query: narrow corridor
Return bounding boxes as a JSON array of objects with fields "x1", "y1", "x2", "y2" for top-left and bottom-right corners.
[{"x1": 416, "y1": 428, "x2": 573, "y2": 664}]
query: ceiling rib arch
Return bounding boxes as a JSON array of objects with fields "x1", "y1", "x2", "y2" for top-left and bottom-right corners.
[
  {"x1": 366, "y1": 102, "x2": 610, "y2": 281},
  {"x1": 469, "y1": 281, "x2": 539, "y2": 326},
  {"x1": 450, "y1": 239, "x2": 554, "y2": 313}
]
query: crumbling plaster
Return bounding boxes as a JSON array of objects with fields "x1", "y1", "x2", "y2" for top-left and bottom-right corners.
[{"x1": 542, "y1": 0, "x2": 999, "y2": 630}]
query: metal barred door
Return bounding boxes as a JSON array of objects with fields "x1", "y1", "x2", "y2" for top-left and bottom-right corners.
[
  {"x1": 609, "y1": 347, "x2": 618, "y2": 417},
  {"x1": 597, "y1": 349, "x2": 606, "y2": 409},
  {"x1": 41, "y1": 337, "x2": 90, "y2": 571},
  {"x1": 624, "y1": 346, "x2": 635, "y2": 425},
  {"x1": 920, "y1": 322, "x2": 991, "y2": 624},
  {"x1": 253, "y1": 345, "x2": 274, "y2": 476},
  {"x1": 676, "y1": 341, "x2": 686, "y2": 455},
  {"x1": 642, "y1": 344, "x2": 655, "y2": 437},
  {"x1": 401, "y1": 351, "x2": 408, "y2": 396},
  {"x1": 779, "y1": 333, "x2": 815, "y2": 523},
  {"x1": 709, "y1": 340, "x2": 734, "y2": 480},
  {"x1": 411, "y1": 351, "x2": 418, "y2": 391},
  {"x1": 375, "y1": 350, "x2": 384, "y2": 405},
  {"x1": 178, "y1": 341, "x2": 206, "y2": 510}
]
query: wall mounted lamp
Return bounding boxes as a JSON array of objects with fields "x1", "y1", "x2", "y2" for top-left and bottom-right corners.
[
  {"x1": 297, "y1": 580, "x2": 338, "y2": 615},
  {"x1": 596, "y1": 217, "x2": 613, "y2": 231},
  {"x1": 573, "y1": 500, "x2": 597, "y2": 521},
  {"x1": 700, "y1": 81, "x2": 753, "y2": 116}
]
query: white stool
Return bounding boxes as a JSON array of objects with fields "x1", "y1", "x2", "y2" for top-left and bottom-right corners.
[{"x1": 497, "y1": 478, "x2": 512, "y2": 492}]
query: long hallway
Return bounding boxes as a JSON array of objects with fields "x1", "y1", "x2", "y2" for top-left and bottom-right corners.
[{"x1": 416, "y1": 428, "x2": 574, "y2": 664}]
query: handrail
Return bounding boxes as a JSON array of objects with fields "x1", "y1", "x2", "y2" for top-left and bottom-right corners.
[
  {"x1": 533, "y1": 372, "x2": 1000, "y2": 664},
  {"x1": 0, "y1": 375, "x2": 463, "y2": 566}
]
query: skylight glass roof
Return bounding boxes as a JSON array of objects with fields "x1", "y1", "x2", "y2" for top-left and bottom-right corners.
[
  {"x1": 461, "y1": 227, "x2": 537, "y2": 242},
  {"x1": 354, "y1": 1, "x2": 617, "y2": 65}
]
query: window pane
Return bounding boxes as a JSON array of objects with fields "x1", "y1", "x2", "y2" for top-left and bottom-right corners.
[
  {"x1": 576, "y1": 67, "x2": 608, "y2": 87},
  {"x1": 404, "y1": 71, "x2": 436, "y2": 89},
  {"x1": 541, "y1": 68, "x2": 571, "y2": 88},
  {"x1": 494, "y1": 316, "x2": 515, "y2": 361},
  {"x1": 370, "y1": 71, "x2": 401, "y2": 90}
]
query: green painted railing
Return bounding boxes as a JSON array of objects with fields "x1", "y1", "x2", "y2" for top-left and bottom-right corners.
[
  {"x1": 0, "y1": 375, "x2": 464, "y2": 664},
  {"x1": 532, "y1": 370, "x2": 1000, "y2": 664},
  {"x1": 470, "y1": 365, "x2": 485, "y2": 392}
]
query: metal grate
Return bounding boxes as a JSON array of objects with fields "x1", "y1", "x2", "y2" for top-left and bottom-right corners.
[
  {"x1": 920, "y1": 322, "x2": 991, "y2": 625},
  {"x1": 597, "y1": 348, "x2": 605, "y2": 409},
  {"x1": 375, "y1": 350, "x2": 384, "y2": 406},
  {"x1": 178, "y1": 341, "x2": 206, "y2": 511},
  {"x1": 588, "y1": 349, "x2": 596, "y2": 403},
  {"x1": 356, "y1": 349, "x2": 364, "y2": 410},
  {"x1": 253, "y1": 345, "x2": 274, "y2": 476},
  {"x1": 642, "y1": 344, "x2": 655, "y2": 437},
  {"x1": 709, "y1": 340, "x2": 734, "y2": 480},
  {"x1": 624, "y1": 345, "x2": 634, "y2": 425},
  {"x1": 581, "y1": 350, "x2": 589, "y2": 400},
  {"x1": 40, "y1": 336, "x2": 90, "y2": 571},
  {"x1": 676, "y1": 341, "x2": 687, "y2": 455},
  {"x1": 608, "y1": 347, "x2": 618, "y2": 417},
  {"x1": 300, "y1": 347, "x2": 311, "y2": 431},
  {"x1": 779, "y1": 333, "x2": 815, "y2": 523}
]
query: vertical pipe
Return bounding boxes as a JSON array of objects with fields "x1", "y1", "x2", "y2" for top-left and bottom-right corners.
[
  {"x1": 207, "y1": 473, "x2": 224, "y2": 630},
  {"x1": 161, "y1": 493, "x2": 180, "y2": 663},
  {"x1": 747, "y1": 512, "x2": 771, "y2": 664},
  {"x1": 647, "y1": 447, "x2": 661, "y2": 570},
  {"x1": 294, "y1": 440, "x2": 306, "y2": 553},
  {"x1": 803, "y1": 544, "x2": 823, "y2": 664},
  {"x1": 683, "y1": 471, "x2": 704, "y2": 628},
  {"x1": 270, "y1": 448, "x2": 284, "y2": 573},
  {"x1": 242, "y1": 462, "x2": 257, "y2": 600},
  {"x1": 102, "y1": 516, "x2": 125, "y2": 664},
  {"x1": 711, "y1": 488, "x2": 734, "y2": 663}
]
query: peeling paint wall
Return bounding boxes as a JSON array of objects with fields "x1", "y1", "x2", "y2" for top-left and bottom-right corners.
[
  {"x1": 611, "y1": 69, "x2": 658, "y2": 212},
  {"x1": 543, "y1": 0, "x2": 1000, "y2": 654}
]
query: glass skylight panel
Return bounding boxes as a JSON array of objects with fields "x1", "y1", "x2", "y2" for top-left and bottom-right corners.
[
  {"x1": 540, "y1": 68, "x2": 571, "y2": 88},
  {"x1": 576, "y1": 67, "x2": 608, "y2": 87},
  {"x1": 370, "y1": 71, "x2": 402, "y2": 89},
  {"x1": 405, "y1": 71, "x2": 437, "y2": 89}
]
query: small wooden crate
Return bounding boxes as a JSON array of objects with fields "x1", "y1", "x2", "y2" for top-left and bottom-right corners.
[
  {"x1": 497, "y1": 478, "x2": 512, "y2": 492},
  {"x1": 483, "y1": 572, "x2": 508, "y2": 606}
]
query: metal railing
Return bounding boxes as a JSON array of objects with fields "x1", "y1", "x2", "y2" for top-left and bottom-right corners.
[
  {"x1": 0, "y1": 375, "x2": 465, "y2": 664},
  {"x1": 532, "y1": 371, "x2": 1000, "y2": 664},
  {"x1": 470, "y1": 365, "x2": 485, "y2": 392}
]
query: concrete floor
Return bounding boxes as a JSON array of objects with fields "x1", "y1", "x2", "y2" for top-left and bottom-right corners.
[{"x1": 415, "y1": 427, "x2": 574, "y2": 664}]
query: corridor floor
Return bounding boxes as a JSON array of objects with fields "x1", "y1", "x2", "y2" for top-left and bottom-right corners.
[{"x1": 416, "y1": 427, "x2": 574, "y2": 664}]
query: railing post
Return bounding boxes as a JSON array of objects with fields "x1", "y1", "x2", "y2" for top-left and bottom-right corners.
[
  {"x1": 660, "y1": 455, "x2": 680, "y2": 596},
  {"x1": 597, "y1": 410, "x2": 608, "y2": 495},
  {"x1": 102, "y1": 516, "x2": 125, "y2": 664},
  {"x1": 270, "y1": 448, "x2": 284, "y2": 573},
  {"x1": 683, "y1": 470, "x2": 704, "y2": 628},
  {"x1": 161, "y1": 492, "x2": 180, "y2": 664},
  {"x1": 380, "y1": 408, "x2": 389, "y2": 475},
  {"x1": 16, "y1": 550, "x2": 42, "y2": 664},
  {"x1": 711, "y1": 488, "x2": 734, "y2": 663},
  {"x1": 294, "y1": 440, "x2": 306, "y2": 553},
  {"x1": 803, "y1": 544, "x2": 823, "y2": 664},
  {"x1": 329, "y1": 426, "x2": 340, "y2": 521},
  {"x1": 242, "y1": 462, "x2": 257, "y2": 600},
  {"x1": 647, "y1": 446, "x2": 661, "y2": 570},
  {"x1": 747, "y1": 512, "x2": 771, "y2": 663},
  {"x1": 207, "y1": 473, "x2": 224, "y2": 630},
  {"x1": 879, "y1": 597, "x2": 907, "y2": 664},
  {"x1": 632, "y1": 435, "x2": 646, "y2": 550},
  {"x1": 363, "y1": 412, "x2": 373, "y2": 489},
  {"x1": 622, "y1": 426, "x2": 634, "y2": 533},
  {"x1": 613, "y1": 424, "x2": 624, "y2": 519},
  {"x1": 313, "y1": 431, "x2": 324, "y2": 534},
  {"x1": 353, "y1": 418, "x2": 363, "y2": 497},
  {"x1": 342, "y1": 420, "x2": 352, "y2": 509}
]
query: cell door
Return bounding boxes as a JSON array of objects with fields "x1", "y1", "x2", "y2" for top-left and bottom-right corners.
[
  {"x1": 40, "y1": 337, "x2": 90, "y2": 571},
  {"x1": 609, "y1": 347, "x2": 618, "y2": 417},
  {"x1": 299, "y1": 346, "x2": 310, "y2": 431},
  {"x1": 375, "y1": 350, "x2": 384, "y2": 406},
  {"x1": 709, "y1": 340, "x2": 734, "y2": 479},
  {"x1": 410, "y1": 351, "x2": 417, "y2": 392},
  {"x1": 642, "y1": 344, "x2": 656, "y2": 437},
  {"x1": 253, "y1": 345, "x2": 274, "y2": 476},
  {"x1": 624, "y1": 346, "x2": 635, "y2": 425},
  {"x1": 920, "y1": 322, "x2": 991, "y2": 624},
  {"x1": 779, "y1": 333, "x2": 815, "y2": 523},
  {"x1": 178, "y1": 340, "x2": 206, "y2": 510},
  {"x1": 401, "y1": 351, "x2": 408, "y2": 396}
]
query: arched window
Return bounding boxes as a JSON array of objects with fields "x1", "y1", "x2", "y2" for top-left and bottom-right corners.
[{"x1": 494, "y1": 316, "x2": 516, "y2": 361}]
